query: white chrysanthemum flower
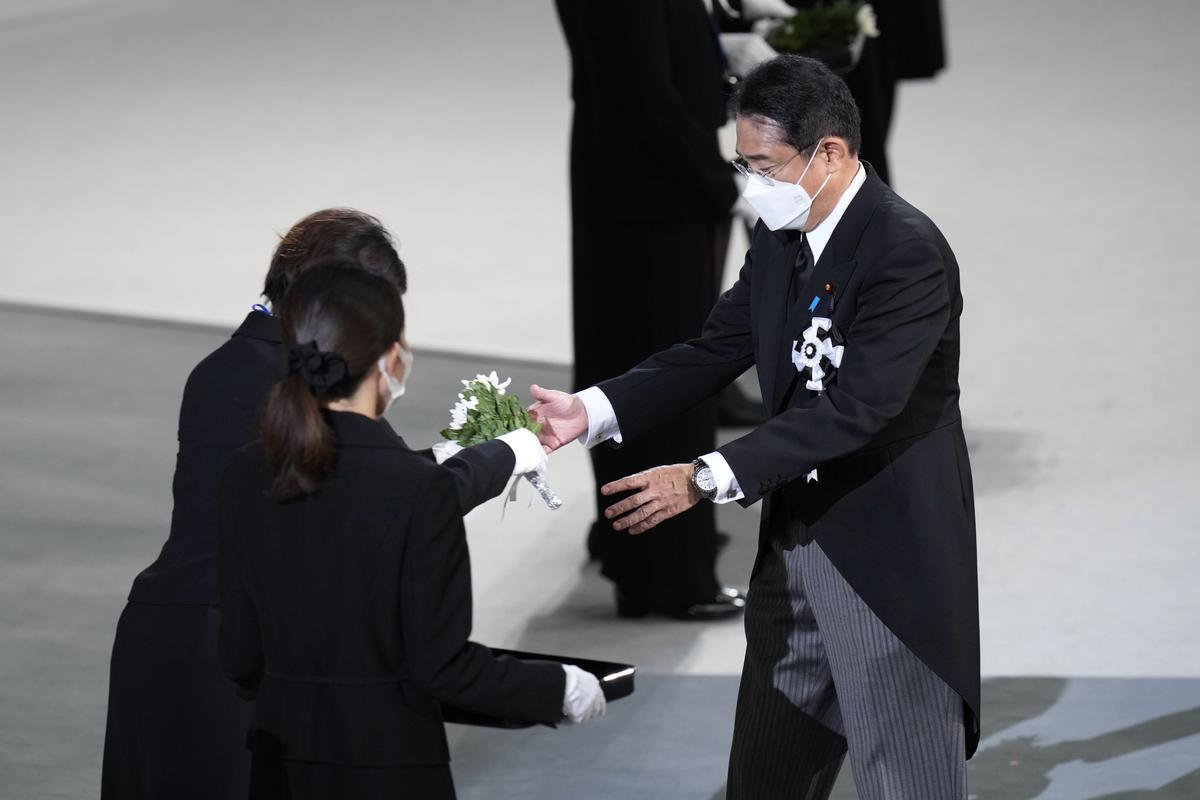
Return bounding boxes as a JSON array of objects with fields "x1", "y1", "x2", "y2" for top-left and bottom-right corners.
[
  {"x1": 857, "y1": 4, "x2": 880, "y2": 37},
  {"x1": 471, "y1": 371, "x2": 512, "y2": 395},
  {"x1": 449, "y1": 395, "x2": 480, "y2": 431}
]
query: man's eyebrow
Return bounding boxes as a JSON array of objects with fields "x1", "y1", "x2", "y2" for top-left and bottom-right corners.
[{"x1": 735, "y1": 150, "x2": 771, "y2": 162}]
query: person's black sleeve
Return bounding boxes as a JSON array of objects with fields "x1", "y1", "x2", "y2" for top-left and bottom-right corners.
[
  {"x1": 598, "y1": 241, "x2": 758, "y2": 435},
  {"x1": 413, "y1": 440, "x2": 515, "y2": 514},
  {"x1": 399, "y1": 468, "x2": 565, "y2": 724}
]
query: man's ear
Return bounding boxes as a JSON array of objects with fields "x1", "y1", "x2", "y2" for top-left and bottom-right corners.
[{"x1": 821, "y1": 138, "x2": 851, "y2": 172}]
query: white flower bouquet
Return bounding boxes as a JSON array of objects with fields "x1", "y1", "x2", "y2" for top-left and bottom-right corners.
[
  {"x1": 759, "y1": 2, "x2": 880, "y2": 74},
  {"x1": 440, "y1": 372, "x2": 562, "y2": 510}
]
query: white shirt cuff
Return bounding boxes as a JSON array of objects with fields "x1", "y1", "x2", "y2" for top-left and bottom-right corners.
[
  {"x1": 574, "y1": 387, "x2": 623, "y2": 449},
  {"x1": 700, "y1": 452, "x2": 744, "y2": 504}
]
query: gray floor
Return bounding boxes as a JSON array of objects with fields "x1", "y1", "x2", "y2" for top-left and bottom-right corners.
[
  {"x1": 452, "y1": 677, "x2": 1200, "y2": 800},
  {"x1": 2, "y1": 306, "x2": 1199, "y2": 799}
]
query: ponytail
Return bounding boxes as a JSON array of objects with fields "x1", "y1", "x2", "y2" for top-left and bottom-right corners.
[
  {"x1": 263, "y1": 340, "x2": 349, "y2": 500},
  {"x1": 262, "y1": 261, "x2": 405, "y2": 500},
  {"x1": 262, "y1": 373, "x2": 336, "y2": 500}
]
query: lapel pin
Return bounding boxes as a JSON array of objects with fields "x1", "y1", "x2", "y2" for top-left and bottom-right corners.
[{"x1": 808, "y1": 295, "x2": 820, "y2": 313}]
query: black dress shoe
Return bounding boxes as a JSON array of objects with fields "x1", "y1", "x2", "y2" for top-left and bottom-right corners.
[
  {"x1": 717, "y1": 384, "x2": 766, "y2": 428},
  {"x1": 615, "y1": 587, "x2": 746, "y2": 621}
]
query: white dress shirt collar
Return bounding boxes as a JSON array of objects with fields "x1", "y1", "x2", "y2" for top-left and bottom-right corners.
[{"x1": 805, "y1": 162, "x2": 866, "y2": 264}]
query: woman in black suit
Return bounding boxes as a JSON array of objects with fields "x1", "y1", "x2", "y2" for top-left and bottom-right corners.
[
  {"x1": 218, "y1": 263, "x2": 604, "y2": 799},
  {"x1": 101, "y1": 210, "x2": 540, "y2": 799}
]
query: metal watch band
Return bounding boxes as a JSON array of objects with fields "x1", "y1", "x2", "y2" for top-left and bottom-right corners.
[{"x1": 691, "y1": 459, "x2": 718, "y2": 501}]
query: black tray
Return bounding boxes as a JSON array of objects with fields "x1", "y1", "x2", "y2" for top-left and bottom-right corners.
[{"x1": 442, "y1": 648, "x2": 636, "y2": 729}]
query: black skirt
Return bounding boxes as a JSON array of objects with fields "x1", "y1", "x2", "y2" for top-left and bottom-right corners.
[{"x1": 102, "y1": 602, "x2": 253, "y2": 800}]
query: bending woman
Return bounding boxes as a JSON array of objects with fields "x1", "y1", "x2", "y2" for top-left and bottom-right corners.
[
  {"x1": 218, "y1": 262, "x2": 604, "y2": 799},
  {"x1": 102, "y1": 209, "x2": 539, "y2": 799}
]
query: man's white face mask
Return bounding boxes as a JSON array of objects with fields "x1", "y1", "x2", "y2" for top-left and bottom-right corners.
[
  {"x1": 377, "y1": 345, "x2": 413, "y2": 413},
  {"x1": 740, "y1": 138, "x2": 832, "y2": 231}
]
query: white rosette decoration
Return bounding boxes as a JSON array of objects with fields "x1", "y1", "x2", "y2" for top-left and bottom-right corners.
[
  {"x1": 791, "y1": 317, "x2": 845, "y2": 484},
  {"x1": 439, "y1": 371, "x2": 562, "y2": 511}
]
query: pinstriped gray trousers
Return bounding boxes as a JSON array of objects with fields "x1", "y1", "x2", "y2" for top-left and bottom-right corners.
[{"x1": 727, "y1": 536, "x2": 966, "y2": 800}]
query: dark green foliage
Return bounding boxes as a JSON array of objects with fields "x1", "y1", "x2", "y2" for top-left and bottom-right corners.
[
  {"x1": 765, "y1": 1, "x2": 862, "y2": 56},
  {"x1": 440, "y1": 377, "x2": 542, "y2": 447}
]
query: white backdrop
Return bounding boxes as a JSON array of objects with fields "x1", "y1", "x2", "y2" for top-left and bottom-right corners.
[{"x1": 0, "y1": 0, "x2": 578, "y2": 363}]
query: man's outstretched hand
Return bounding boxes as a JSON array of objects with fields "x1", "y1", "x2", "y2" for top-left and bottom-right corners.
[
  {"x1": 602, "y1": 464, "x2": 699, "y2": 535},
  {"x1": 527, "y1": 384, "x2": 589, "y2": 454}
]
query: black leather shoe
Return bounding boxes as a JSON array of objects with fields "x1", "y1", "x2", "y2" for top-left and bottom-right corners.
[
  {"x1": 616, "y1": 587, "x2": 746, "y2": 621},
  {"x1": 717, "y1": 384, "x2": 766, "y2": 428}
]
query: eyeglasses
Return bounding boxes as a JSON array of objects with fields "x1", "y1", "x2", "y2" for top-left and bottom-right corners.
[{"x1": 730, "y1": 149, "x2": 801, "y2": 186}]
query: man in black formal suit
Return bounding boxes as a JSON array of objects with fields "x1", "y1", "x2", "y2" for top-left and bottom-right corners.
[
  {"x1": 531, "y1": 55, "x2": 978, "y2": 798},
  {"x1": 554, "y1": 0, "x2": 745, "y2": 620}
]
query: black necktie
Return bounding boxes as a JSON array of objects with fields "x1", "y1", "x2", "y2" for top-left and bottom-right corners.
[{"x1": 788, "y1": 233, "x2": 813, "y2": 309}]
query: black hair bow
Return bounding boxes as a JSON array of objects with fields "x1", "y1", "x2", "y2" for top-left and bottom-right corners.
[{"x1": 287, "y1": 340, "x2": 348, "y2": 397}]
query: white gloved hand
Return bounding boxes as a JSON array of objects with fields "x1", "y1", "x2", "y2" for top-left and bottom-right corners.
[
  {"x1": 741, "y1": 0, "x2": 798, "y2": 20},
  {"x1": 431, "y1": 440, "x2": 464, "y2": 465},
  {"x1": 561, "y1": 664, "x2": 606, "y2": 724},
  {"x1": 718, "y1": 32, "x2": 779, "y2": 78},
  {"x1": 497, "y1": 428, "x2": 549, "y2": 477}
]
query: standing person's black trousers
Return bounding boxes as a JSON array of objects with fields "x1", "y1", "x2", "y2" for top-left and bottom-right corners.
[
  {"x1": 572, "y1": 216, "x2": 723, "y2": 613},
  {"x1": 556, "y1": 0, "x2": 739, "y2": 614}
]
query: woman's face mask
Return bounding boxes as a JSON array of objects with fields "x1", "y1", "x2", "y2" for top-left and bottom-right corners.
[{"x1": 377, "y1": 344, "x2": 413, "y2": 413}]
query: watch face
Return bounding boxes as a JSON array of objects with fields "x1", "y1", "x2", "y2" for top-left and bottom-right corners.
[{"x1": 695, "y1": 467, "x2": 717, "y2": 493}]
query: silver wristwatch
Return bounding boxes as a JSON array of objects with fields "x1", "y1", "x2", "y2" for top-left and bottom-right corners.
[{"x1": 691, "y1": 459, "x2": 718, "y2": 502}]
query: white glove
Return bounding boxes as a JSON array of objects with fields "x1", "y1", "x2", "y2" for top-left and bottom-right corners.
[
  {"x1": 741, "y1": 0, "x2": 798, "y2": 20},
  {"x1": 497, "y1": 428, "x2": 548, "y2": 477},
  {"x1": 431, "y1": 440, "x2": 464, "y2": 465},
  {"x1": 561, "y1": 664, "x2": 606, "y2": 724},
  {"x1": 718, "y1": 33, "x2": 779, "y2": 78}
]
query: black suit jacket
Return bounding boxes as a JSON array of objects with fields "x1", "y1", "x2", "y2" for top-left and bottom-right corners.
[
  {"x1": 217, "y1": 412, "x2": 566, "y2": 767},
  {"x1": 129, "y1": 311, "x2": 515, "y2": 606},
  {"x1": 555, "y1": 0, "x2": 737, "y2": 222},
  {"x1": 598, "y1": 166, "x2": 980, "y2": 755}
]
